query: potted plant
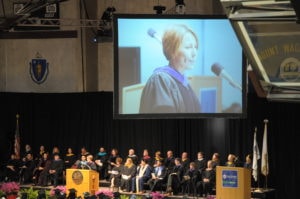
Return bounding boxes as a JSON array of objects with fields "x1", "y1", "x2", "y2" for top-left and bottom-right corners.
[
  {"x1": 19, "y1": 187, "x2": 39, "y2": 199},
  {"x1": 0, "y1": 182, "x2": 20, "y2": 199}
]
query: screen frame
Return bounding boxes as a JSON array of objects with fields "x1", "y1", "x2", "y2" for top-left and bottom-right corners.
[{"x1": 113, "y1": 14, "x2": 247, "y2": 119}]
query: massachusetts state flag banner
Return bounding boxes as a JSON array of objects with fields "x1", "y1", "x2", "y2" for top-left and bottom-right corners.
[
  {"x1": 252, "y1": 127, "x2": 260, "y2": 181},
  {"x1": 261, "y1": 119, "x2": 269, "y2": 176}
]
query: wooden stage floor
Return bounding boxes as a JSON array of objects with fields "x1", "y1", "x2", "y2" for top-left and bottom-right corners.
[{"x1": 17, "y1": 180, "x2": 271, "y2": 199}]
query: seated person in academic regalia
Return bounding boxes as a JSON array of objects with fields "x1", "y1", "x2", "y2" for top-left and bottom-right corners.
[
  {"x1": 131, "y1": 159, "x2": 152, "y2": 193},
  {"x1": 196, "y1": 160, "x2": 216, "y2": 197},
  {"x1": 95, "y1": 147, "x2": 108, "y2": 179},
  {"x1": 33, "y1": 152, "x2": 51, "y2": 185},
  {"x1": 166, "y1": 158, "x2": 184, "y2": 195},
  {"x1": 109, "y1": 157, "x2": 123, "y2": 190},
  {"x1": 48, "y1": 153, "x2": 64, "y2": 187},
  {"x1": 120, "y1": 158, "x2": 137, "y2": 192},
  {"x1": 64, "y1": 147, "x2": 77, "y2": 169},
  {"x1": 1, "y1": 153, "x2": 22, "y2": 182},
  {"x1": 19, "y1": 153, "x2": 36, "y2": 184},
  {"x1": 181, "y1": 162, "x2": 200, "y2": 195}
]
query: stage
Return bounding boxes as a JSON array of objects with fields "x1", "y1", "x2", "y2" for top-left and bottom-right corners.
[{"x1": 17, "y1": 181, "x2": 275, "y2": 199}]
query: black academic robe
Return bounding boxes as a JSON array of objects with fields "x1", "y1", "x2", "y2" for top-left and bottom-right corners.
[{"x1": 139, "y1": 66, "x2": 201, "y2": 113}]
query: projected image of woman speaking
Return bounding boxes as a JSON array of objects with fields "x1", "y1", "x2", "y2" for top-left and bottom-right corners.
[{"x1": 139, "y1": 24, "x2": 201, "y2": 113}]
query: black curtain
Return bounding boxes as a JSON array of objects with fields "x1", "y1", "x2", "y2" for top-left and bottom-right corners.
[{"x1": 0, "y1": 91, "x2": 299, "y2": 199}]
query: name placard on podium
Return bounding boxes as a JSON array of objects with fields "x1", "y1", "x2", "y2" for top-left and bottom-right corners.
[
  {"x1": 66, "y1": 169, "x2": 99, "y2": 197},
  {"x1": 216, "y1": 166, "x2": 251, "y2": 199}
]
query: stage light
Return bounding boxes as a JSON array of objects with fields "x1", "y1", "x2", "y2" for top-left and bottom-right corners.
[{"x1": 93, "y1": 7, "x2": 116, "y2": 43}]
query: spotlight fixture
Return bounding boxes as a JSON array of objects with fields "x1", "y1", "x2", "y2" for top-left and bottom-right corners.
[{"x1": 93, "y1": 6, "x2": 116, "y2": 43}]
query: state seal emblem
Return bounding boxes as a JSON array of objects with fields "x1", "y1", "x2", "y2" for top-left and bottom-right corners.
[{"x1": 30, "y1": 52, "x2": 49, "y2": 84}]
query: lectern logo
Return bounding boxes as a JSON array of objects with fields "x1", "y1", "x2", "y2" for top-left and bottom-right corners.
[
  {"x1": 72, "y1": 170, "x2": 83, "y2": 185},
  {"x1": 29, "y1": 52, "x2": 49, "y2": 84},
  {"x1": 222, "y1": 170, "x2": 238, "y2": 188}
]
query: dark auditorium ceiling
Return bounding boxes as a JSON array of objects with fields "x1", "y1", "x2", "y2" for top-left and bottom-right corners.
[{"x1": 1, "y1": 0, "x2": 300, "y2": 102}]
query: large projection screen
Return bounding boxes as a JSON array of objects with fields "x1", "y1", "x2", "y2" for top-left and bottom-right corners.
[{"x1": 113, "y1": 14, "x2": 246, "y2": 119}]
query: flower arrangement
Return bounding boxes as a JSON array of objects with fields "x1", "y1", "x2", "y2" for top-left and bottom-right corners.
[
  {"x1": 150, "y1": 192, "x2": 165, "y2": 199},
  {"x1": 96, "y1": 189, "x2": 114, "y2": 199},
  {"x1": 49, "y1": 186, "x2": 67, "y2": 199},
  {"x1": 0, "y1": 182, "x2": 20, "y2": 195}
]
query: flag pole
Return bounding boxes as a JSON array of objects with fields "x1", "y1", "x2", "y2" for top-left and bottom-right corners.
[
  {"x1": 256, "y1": 127, "x2": 261, "y2": 190},
  {"x1": 14, "y1": 114, "x2": 21, "y2": 159},
  {"x1": 252, "y1": 126, "x2": 261, "y2": 191},
  {"x1": 262, "y1": 119, "x2": 269, "y2": 190}
]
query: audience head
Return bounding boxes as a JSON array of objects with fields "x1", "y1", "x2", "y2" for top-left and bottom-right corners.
[
  {"x1": 128, "y1": 149, "x2": 135, "y2": 156},
  {"x1": 156, "y1": 159, "x2": 163, "y2": 166},
  {"x1": 167, "y1": 150, "x2": 173, "y2": 158},
  {"x1": 125, "y1": 157, "x2": 134, "y2": 168},
  {"x1": 87, "y1": 154, "x2": 93, "y2": 162},
  {"x1": 212, "y1": 153, "x2": 220, "y2": 161},
  {"x1": 111, "y1": 148, "x2": 118, "y2": 156},
  {"x1": 181, "y1": 152, "x2": 188, "y2": 160},
  {"x1": 207, "y1": 160, "x2": 213, "y2": 169},
  {"x1": 227, "y1": 154, "x2": 236, "y2": 163},
  {"x1": 143, "y1": 149, "x2": 149, "y2": 156},
  {"x1": 116, "y1": 157, "x2": 123, "y2": 165},
  {"x1": 189, "y1": 162, "x2": 196, "y2": 170},
  {"x1": 175, "y1": 157, "x2": 181, "y2": 165},
  {"x1": 141, "y1": 159, "x2": 148, "y2": 166},
  {"x1": 197, "y1": 151, "x2": 204, "y2": 159},
  {"x1": 245, "y1": 154, "x2": 252, "y2": 164}
]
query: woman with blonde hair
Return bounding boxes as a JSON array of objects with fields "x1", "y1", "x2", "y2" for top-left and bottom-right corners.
[{"x1": 120, "y1": 158, "x2": 136, "y2": 192}]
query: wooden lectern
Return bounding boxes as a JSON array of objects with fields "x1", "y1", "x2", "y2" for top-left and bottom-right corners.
[
  {"x1": 216, "y1": 166, "x2": 251, "y2": 199},
  {"x1": 66, "y1": 169, "x2": 99, "y2": 197}
]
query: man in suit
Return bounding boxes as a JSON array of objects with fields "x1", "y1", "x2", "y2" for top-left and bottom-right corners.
[{"x1": 147, "y1": 159, "x2": 167, "y2": 192}]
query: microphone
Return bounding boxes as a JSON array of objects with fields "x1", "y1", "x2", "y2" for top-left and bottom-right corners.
[
  {"x1": 147, "y1": 28, "x2": 161, "y2": 44},
  {"x1": 211, "y1": 63, "x2": 242, "y2": 91}
]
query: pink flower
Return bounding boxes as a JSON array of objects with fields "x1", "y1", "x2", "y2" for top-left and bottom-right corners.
[
  {"x1": 0, "y1": 182, "x2": 20, "y2": 195},
  {"x1": 50, "y1": 186, "x2": 67, "y2": 196},
  {"x1": 95, "y1": 189, "x2": 114, "y2": 198},
  {"x1": 151, "y1": 191, "x2": 165, "y2": 199}
]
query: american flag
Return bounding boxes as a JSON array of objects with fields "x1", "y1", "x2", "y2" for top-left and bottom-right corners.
[{"x1": 14, "y1": 114, "x2": 21, "y2": 159}]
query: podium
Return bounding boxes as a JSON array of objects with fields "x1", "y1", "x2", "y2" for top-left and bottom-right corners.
[
  {"x1": 66, "y1": 169, "x2": 99, "y2": 197},
  {"x1": 216, "y1": 166, "x2": 251, "y2": 199}
]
